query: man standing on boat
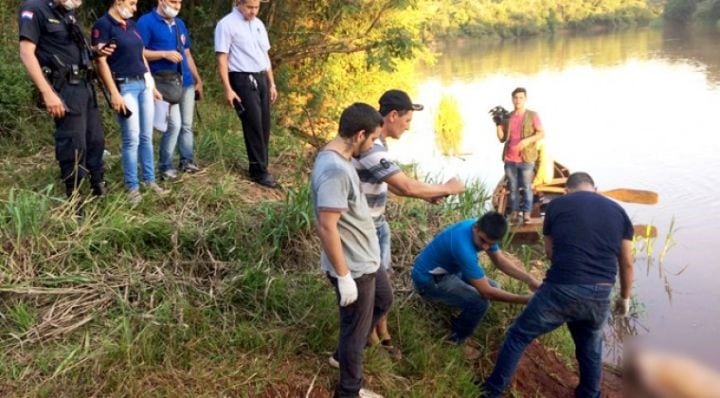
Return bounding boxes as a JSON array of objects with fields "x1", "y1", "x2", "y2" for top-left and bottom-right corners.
[
  {"x1": 482, "y1": 172, "x2": 634, "y2": 398},
  {"x1": 495, "y1": 87, "x2": 544, "y2": 224}
]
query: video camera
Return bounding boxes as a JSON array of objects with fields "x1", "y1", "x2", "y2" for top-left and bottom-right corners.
[{"x1": 489, "y1": 105, "x2": 510, "y2": 126}]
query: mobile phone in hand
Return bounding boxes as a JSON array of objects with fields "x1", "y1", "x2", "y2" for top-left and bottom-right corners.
[
  {"x1": 103, "y1": 38, "x2": 117, "y2": 50},
  {"x1": 232, "y1": 98, "x2": 245, "y2": 117},
  {"x1": 119, "y1": 107, "x2": 132, "y2": 119},
  {"x1": 194, "y1": 90, "x2": 201, "y2": 101}
]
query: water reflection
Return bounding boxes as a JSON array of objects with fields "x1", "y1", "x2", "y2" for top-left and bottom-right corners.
[
  {"x1": 430, "y1": 27, "x2": 720, "y2": 85},
  {"x1": 430, "y1": 29, "x2": 658, "y2": 81},
  {"x1": 662, "y1": 26, "x2": 720, "y2": 86}
]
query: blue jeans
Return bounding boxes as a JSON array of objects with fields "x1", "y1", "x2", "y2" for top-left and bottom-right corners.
[
  {"x1": 504, "y1": 161, "x2": 534, "y2": 213},
  {"x1": 483, "y1": 283, "x2": 612, "y2": 398},
  {"x1": 118, "y1": 80, "x2": 156, "y2": 190},
  {"x1": 376, "y1": 221, "x2": 391, "y2": 272},
  {"x1": 159, "y1": 86, "x2": 195, "y2": 172},
  {"x1": 413, "y1": 274, "x2": 495, "y2": 342}
]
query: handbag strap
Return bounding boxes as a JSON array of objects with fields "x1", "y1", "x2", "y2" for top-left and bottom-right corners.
[{"x1": 173, "y1": 21, "x2": 183, "y2": 74}]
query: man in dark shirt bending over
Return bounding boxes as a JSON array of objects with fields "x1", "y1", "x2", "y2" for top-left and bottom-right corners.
[{"x1": 483, "y1": 172, "x2": 635, "y2": 398}]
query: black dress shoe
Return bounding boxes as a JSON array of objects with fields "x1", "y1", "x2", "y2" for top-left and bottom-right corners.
[
  {"x1": 254, "y1": 174, "x2": 278, "y2": 188},
  {"x1": 92, "y1": 182, "x2": 108, "y2": 197}
]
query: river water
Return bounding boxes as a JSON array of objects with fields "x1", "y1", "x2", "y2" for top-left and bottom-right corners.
[{"x1": 389, "y1": 27, "x2": 720, "y2": 368}]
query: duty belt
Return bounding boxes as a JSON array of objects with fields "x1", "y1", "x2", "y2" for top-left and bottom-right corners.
[
  {"x1": 42, "y1": 65, "x2": 90, "y2": 86},
  {"x1": 66, "y1": 65, "x2": 90, "y2": 82}
]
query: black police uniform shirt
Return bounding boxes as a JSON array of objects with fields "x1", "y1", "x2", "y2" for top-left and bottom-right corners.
[
  {"x1": 91, "y1": 14, "x2": 147, "y2": 79},
  {"x1": 18, "y1": 0, "x2": 83, "y2": 69}
]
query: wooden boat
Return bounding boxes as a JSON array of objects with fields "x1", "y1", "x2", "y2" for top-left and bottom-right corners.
[{"x1": 492, "y1": 151, "x2": 658, "y2": 240}]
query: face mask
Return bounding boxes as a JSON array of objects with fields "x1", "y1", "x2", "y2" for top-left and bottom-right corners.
[
  {"x1": 118, "y1": 5, "x2": 133, "y2": 19},
  {"x1": 61, "y1": 0, "x2": 80, "y2": 10},
  {"x1": 162, "y1": 3, "x2": 179, "y2": 18}
]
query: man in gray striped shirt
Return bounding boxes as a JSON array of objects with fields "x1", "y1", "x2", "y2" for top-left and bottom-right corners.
[{"x1": 352, "y1": 89, "x2": 466, "y2": 357}]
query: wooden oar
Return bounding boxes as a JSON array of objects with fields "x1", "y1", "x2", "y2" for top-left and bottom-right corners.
[
  {"x1": 534, "y1": 186, "x2": 659, "y2": 205},
  {"x1": 633, "y1": 224, "x2": 658, "y2": 238},
  {"x1": 600, "y1": 189, "x2": 658, "y2": 205}
]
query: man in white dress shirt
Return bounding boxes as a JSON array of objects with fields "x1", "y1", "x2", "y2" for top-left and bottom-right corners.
[{"x1": 215, "y1": 0, "x2": 279, "y2": 188}]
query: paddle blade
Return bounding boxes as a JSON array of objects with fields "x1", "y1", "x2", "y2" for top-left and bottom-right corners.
[
  {"x1": 600, "y1": 188, "x2": 659, "y2": 205},
  {"x1": 633, "y1": 224, "x2": 658, "y2": 238}
]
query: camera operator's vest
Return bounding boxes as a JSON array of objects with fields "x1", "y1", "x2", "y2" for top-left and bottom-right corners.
[{"x1": 501, "y1": 109, "x2": 539, "y2": 163}]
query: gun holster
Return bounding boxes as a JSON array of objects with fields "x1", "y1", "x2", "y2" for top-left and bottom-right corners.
[{"x1": 35, "y1": 67, "x2": 63, "y2": 109}]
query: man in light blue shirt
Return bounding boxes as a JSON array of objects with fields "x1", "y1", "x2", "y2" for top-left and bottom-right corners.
[
  {"x1": 214, "y1": 0, "x2": 278, "y2": 188},
  {"x1": 412, "y1": 212, "x2": 540, "y2": 343}
]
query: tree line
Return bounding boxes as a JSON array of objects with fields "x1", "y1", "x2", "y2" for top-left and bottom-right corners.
[{"x1": 1, "y1": 0, "x2": 665, "y2": 140}]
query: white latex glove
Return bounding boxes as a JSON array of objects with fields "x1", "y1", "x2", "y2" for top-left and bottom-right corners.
[
  {"x1": 336, "y1": 272, "x2": 358, "y2": 307},
  {"x1": 614, "y1": 297, "x2": 631, "y2": 317}
]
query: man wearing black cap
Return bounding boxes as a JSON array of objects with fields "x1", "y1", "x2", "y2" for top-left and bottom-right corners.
[{"x1": 348, "y1": 89, "x2": 465, "y2": 359}]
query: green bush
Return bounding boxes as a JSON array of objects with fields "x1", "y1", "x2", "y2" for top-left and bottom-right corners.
[{"x1": 434, "y1": 95, "x2": 464, "y2": 157}]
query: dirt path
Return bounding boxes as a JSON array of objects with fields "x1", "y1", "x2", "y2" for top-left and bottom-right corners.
[{"x1": 490, "y1": 341, "x2": 622, "y2": 397}]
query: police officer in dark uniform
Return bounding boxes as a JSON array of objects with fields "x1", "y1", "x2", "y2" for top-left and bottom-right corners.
[{"x1": 18, "y1": 0, "x2": 112, "y2": 197}]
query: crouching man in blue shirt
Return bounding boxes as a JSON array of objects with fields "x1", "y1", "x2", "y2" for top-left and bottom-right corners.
[{"x1": 411, "y1": 211, "x2": 541, "y2": 343}]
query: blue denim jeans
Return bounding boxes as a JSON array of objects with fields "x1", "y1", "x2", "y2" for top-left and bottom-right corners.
[
  {"x1": 118, "y1": 79, "x2": 156, "y2": 190},
  {"x1": 483, "y1": 283, "x2": 612, "y2": 398},
  {"x1": 159, "y1": 86, "x2": 195, "y2": 172},
  {"x1": 413, "y1": 274, "x2": 496, "y2": 342},
  {"x1": 376, "y1": 221, "x2": 391, "y2": 272},
  {"x1": 504, "y1": 161, "x2": 534, "y2": 213}
]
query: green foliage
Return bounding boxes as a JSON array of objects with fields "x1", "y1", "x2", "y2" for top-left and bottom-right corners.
[
  {"x1": 434, "y1": 95, "x2": 464, "y2": 156},
  {"x1": 447, "y1": 180, "x2": 493, "y2": 220},
  {"x1": 0, "y1": 186, "x2": 55, "y2": 241},
  {"x1": 0, "y1": 5, "x2": 46, "y2": 141},
  {"x1": 3, "y1": 301, "x2": 36, "y2": 333},
  {"x1": 664, "y1": 0, "x2": 699, "y2": 24},
  {"x1": 258, "y1": 182, "x2": 314, "y2": 257},
  {"x1": 425, "y1": 0, "x2": 660, "y2": 39},
  {"x1": 694, "y1": 0, "x2": 720, "y2": 24}
]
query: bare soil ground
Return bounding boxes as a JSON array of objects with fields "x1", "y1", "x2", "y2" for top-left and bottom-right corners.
[{"x1": 489, "y1": 341, "x2": 622, "y2": 397}]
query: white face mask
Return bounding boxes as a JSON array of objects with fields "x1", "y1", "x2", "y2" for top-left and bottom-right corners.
[
  {"x1": 162, "y1": 3, "x2": 179, "y2": 18},
  {"x1": 118, "y1": 5, "x2": 134, "y2": 19},
  {"x1": 61, "y1": 0, "x2": 81, "y2": 10}
]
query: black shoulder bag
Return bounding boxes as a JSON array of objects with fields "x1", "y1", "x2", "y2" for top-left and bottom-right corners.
[{"x1": 152, "y1": 23, "x2": 183, "y2": 104}]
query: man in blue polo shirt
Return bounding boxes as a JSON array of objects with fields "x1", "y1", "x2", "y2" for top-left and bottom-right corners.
[
  {"x1": 137, "y1": 0, "x2": 203, "y2": 180},
  {"x1": 482, "y1": 172, "x2": 634, "y2": 398},
  {"x1": 412, "y1": 212, "x2": 540, "y2": 343}
]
